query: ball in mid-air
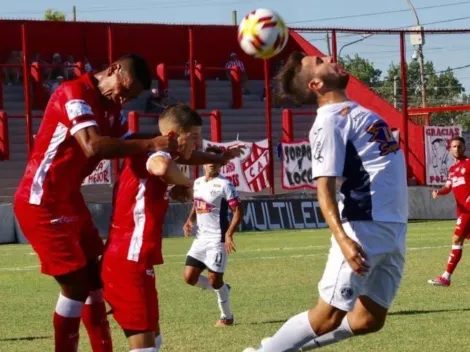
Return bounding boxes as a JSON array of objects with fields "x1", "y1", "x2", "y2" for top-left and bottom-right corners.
[{"x1": 237, "y1": 8, "x2": 289, "y2": 59}]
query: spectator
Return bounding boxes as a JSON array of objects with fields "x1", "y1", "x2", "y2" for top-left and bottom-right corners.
[
  {"x1": 184, "y1": 59, "x2": 198, "y2": 81},
  {"x1": 2, "y1": 50, "x2": 23, "y2": 85},
  {"x1": 46, "y1": 53, "x2": 65, "y2": 93},
  {"x1": 64, "y1": 54, "x2": 75, "y2": 80},
  {"x1": 225, "y1": 52, "x2": 250, "y2": 95},
  {"x1": 31, "y1": 53, "x2": 49, "y2": 81}
]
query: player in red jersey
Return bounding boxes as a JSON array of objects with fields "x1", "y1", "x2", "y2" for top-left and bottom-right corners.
[
  {"x1": 102, "y1": 104, "x2": 203, "y2": 352},
  {"x1": 13, "y1": 54, "x2": 178, "y2": 352},
  {"x1": 428, "y1": 136, "x2": 470, "y2": 287}
]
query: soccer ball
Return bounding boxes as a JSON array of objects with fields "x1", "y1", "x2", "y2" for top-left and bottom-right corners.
[{"x1": 237, "y1": 8, "x2": 289, "y2": 59}]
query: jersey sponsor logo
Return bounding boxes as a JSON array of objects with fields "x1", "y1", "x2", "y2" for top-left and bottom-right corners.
[
  {"x1": 65, "y1": 99, "x2": 93, "y2": 121},
  {"x1": 194, "y1": 198, "x2": 215, "y2": 214},
  {"x1": 366, "y1": 120, "x2": 400, "y2": 156},
  {"x1": 311, "y1": 128, "x2": 324, "y2": 163},
  {"x1": 340, "y1": 287, "x2": 354, "y2": 300},
  {"x1": 452, "y1": 176, "x2": 466, "y2": 187},
  {"x1": 50, "y1": 216, "x2": 79, "y2": 225}
]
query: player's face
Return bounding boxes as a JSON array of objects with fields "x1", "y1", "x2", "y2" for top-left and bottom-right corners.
[
  {"x1": 450, "y1": 140, "x2": 466, "y2": 159},
  {"x1": 302, "y1": 56, "x2": 349, "y2": 92},
  {"x1": 176, "y1": 126, "x2": 201, "y2": 160},
  {"x1": 104, "y1": 64, "x2": 144, "y2": 105},
  {"x1": 204, "y1": 159, "x2": 221, "y2": 176}
]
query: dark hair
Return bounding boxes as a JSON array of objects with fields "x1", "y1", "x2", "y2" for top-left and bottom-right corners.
[
  {"x1": 118, "y1": 54, "x2": 152, "y2": 90},
  {"x1": 274, "y1": 51, "x2": 313, "y2": 105},
  {"x1": 159, "y1": 103, "x2": 203, "y2": 131},
  {"x1": 205, "y1": 146, "x2": 223, "y2": 154},
  {"x1": 451, "y1": 136, "x2": 466, "y2": 145}
]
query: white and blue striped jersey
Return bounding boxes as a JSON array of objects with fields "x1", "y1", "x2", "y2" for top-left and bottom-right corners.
[{"x1": 309, "y1": 101, "x2": 408, "y2": 224}]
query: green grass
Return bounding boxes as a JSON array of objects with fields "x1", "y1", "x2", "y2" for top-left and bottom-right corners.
[{"x1": 1, "y1": 220, "x2": 470, "y2": 351}]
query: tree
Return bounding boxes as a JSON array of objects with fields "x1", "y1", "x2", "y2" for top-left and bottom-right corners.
[
  {"x1": 44, "y1": 9, "x2": 66, "y2": 21},
  {"x1": 339, "y1": 55, "x2": 382, "y2": 87}
]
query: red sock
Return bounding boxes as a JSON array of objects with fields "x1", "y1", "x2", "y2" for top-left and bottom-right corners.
[
  {"x1": 81, "y1": 290, "x2": 113, "y2": 352},
  {"x1": 446, "y1": 245, "x2": 463, "y2": 275},
  {"x1": 54, "y1": 294, "x2": 83, "y2": 352}
]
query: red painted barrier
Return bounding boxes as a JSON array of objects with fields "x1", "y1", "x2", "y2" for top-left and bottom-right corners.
[{"x1": 0, "y1": 112, "x2": 9, "y2": 161}]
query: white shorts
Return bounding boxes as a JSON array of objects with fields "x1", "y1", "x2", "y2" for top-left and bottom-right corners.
[
  {"x1": 186, "y1": 239, "x2": 228, "y2": 273},
  {"x1": 319, "y1": 221, "x2": 407, "y2": 311}
]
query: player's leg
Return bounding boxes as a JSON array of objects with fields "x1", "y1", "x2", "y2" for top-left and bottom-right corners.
[
  {"x1": 184, "y1": 239, "x2": 214, "y2": 290},
  {"x1": 81, "y1": 258, "x2": 113, "y2": 352},
  {"x1": 205, "y1": 242, "x2": 233, "y2": 326},
  {"x1": 126, "y1": 330, "x2": 156, "y2": 351},
  {"x1": 78, "y1": 210, "x2": 113, "y2": 352},
  {"x1": 428, "y1": 214, "x2": 469, "y2": 287},
  {"x1": 208, "y1": 270, "x2": 234, "y2": 326}
]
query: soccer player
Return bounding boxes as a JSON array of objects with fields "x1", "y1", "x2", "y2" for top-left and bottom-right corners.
[
  {"x1": 13, "y1": 54, "x2": 177, "y2": 352},
  {"x1": 182, "y1": 146, "x2": 243, "y2": 327},
  {"x1": 428, "y1": 136, "x2": 470, "y2": 287},
  {"x1": 244, "y1": 52, "x2": 408, "y2": 351},
  {"x1": 102, "y1": 103, "x2": 202, "y2": 352}
]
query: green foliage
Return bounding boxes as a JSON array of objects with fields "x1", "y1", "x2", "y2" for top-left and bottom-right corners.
[{"x1": 44, "y1": 9, "x2": 66, "y2": 21}]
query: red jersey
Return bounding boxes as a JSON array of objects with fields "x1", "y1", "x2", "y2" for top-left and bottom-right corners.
[
  {"x1": 447, "y1": 157, "x2": 470, "y2": 215},
  {"x1": 15, "y1": 73, "x2": 128, "y2": 206},
  {"x1": 104, "y1": 151, "x2": 171, "y2": 266}
]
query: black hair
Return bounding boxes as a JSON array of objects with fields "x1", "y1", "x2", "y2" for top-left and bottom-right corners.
[
  {"x1": 205, "y1": 146, "x2": 223, "y2": 154},
  {"x1": 450, "y1": 136, "x2": 466, "y2": 145},
  {"x1": 159, "y1": 103, "x2": 203, "y2": 131},
  {"x1": 118, "y1": 54, "x2": 152, "y2": 90}
]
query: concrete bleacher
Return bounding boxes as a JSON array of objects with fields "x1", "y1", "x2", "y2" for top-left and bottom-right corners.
[{"x1": 0, "y1": 79, "x2": 314, "y2": 203}]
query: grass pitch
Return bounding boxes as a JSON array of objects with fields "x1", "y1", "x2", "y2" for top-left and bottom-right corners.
[{"x1": 1, "y1": 220, "x2": 470, "y2": 351}]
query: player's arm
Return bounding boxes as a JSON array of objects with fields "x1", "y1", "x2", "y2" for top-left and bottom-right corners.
[
  {"x1": 177, "y1": 145, "x2": 246, "y2": 165},
  {"x1": 312, "y1": 115, "x2": 369, "y2": 275},
  {"x1": 183, "y1": 205, "x2": 197, "y2": 237},
  {"x1": 224, "y1": 183, "x2": 243, "y2": 255},
  {"x1": 433, "y1": 180, "x2": 452, "y2": 199},
  {"x1": 146, "y1": 152, "x2": 193, "y2": 187},
  {"x1": 74, "y1": 126, "x2": 175, "y2": 159}
]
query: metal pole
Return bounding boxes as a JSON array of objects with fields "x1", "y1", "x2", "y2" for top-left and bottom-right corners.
[
  {"x1": 21, "y1": 24, "x2": 33, "y2": 156},
  {"x1": 325, "y1": 32, "x2": 331, "y2": 56},
  {"x1": 107, "y1": 26, "x2": 113, "y2": 65},
  {"x1": 232, "y1": 10, "x2": 238, "y2": 25},
  {"x1": 331, "y1": 30, "x2": 337, "y2": 62},
  {"x1": 73, "y1": 6, "x2": 77, "y2": 21},
  {"x1": 263, "y1": 59, "x2": 275, "y2": 195},
  {"x1": 393, "y1": 75, "x2": 399, "y2": 108},
  {"x1": 189, "y1": 27, "x2": 196, "y2": 110},
  {"x1": 400, "y1": 32, "x2": 410, "y2": 177}
]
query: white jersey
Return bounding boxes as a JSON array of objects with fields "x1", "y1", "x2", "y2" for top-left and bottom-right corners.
[
  {"x1": 309, "y1": 101, "x2": 408, "y2": 223},
  {"x1": 193, "y1": 175, "x2": 241, "y2": 242}
]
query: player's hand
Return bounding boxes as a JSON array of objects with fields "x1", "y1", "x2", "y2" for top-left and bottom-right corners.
[
  {"x1": 221, "y1": 145, "x2": 246, "y2": 165},
  {"x1": 183, "y1": 220, "x2": 194, "y2": 238},
  {"x1": 170, "y1": 185, "x2": 193, "y2": 202},
  {"x1": 337, "y1": 236, "x2": 369, "y2": 276},
  {"x1": 225, "y1": 234, "x2": 236, "y2": 255},
  {"x1": 152, "y1": 134, "x2": 178, "y2": 153},
  {"x1": 432, "y1": 190, "x2": 439, "y2": 200}
]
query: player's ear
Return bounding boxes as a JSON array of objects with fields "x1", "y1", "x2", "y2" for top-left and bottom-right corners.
[
  {"x1": 107, "y1": 63, "x2": 121, "y2": 77},
  {"x1": 308, "y1": 78, "x2": 323, "y2": 92}
]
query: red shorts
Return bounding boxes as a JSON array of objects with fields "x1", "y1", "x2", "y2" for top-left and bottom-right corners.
[
  {"x1": 101, "y1": 254, "x2": 159, "y2": 332},
  {"x1": 455, "y1": 213, "x2": 470, "y2": 238},
  {"x1": 14, "y1": 199, "x2": 104, "y2": 276}
]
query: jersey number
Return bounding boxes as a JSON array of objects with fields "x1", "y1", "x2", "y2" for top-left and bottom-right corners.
[
  {"x1": 214, "y1": 252, "x2": 224, "y2": 266},
  {"x1": 366, "y1": 120, "x2": 400, "y2": 156}
]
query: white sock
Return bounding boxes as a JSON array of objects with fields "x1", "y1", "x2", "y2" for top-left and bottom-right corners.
[
  {"x1": 194, "y1": 275, "x2": 214, "y2": 290},
  {"x1": 215, "y1": 284, "x2": 233, "y2": 319},
  {"x1": 55, "y1": 293, "x2": 84, "y2": 317},
  {"x1": 129, "y1": 348, "x2": 156, "y2": 352},
  {"x1": 262, "y1": 311, "x2": 317, "y2": 352},
  {"x1": 299, "y1": 316, "x2": 354, "y2": 350},
  {"x1": 155, "y1": 333, "x2": 162, "y2": 351},
  {"x1": 442, "y1": 271, "x2": 452, "y2": 280}
]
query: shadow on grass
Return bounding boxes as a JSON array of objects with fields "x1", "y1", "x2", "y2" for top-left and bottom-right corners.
[
  {"x1": 0, "y1": 335, "x2": 51, "y2": 342},
  {"x1": 389, "y1": 308, "x2": 470, "y2": 316}
]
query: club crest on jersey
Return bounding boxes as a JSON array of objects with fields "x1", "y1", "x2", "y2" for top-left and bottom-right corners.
[
  {"x1": 194, "y1": 198, "x2": 215, "y2": 214},
  {"x1": 366, "y1": 120, "x2": 399, "y2": 156}
]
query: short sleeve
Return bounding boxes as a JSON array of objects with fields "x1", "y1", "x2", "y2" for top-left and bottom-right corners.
[
  {"x1": 223, "y1": 181, "x2": 240, "y2": 208},
  {"x1": 145, "y1": 151, "x2": 172, "y2": 174},
  {"x1": 61, "y1": 84, "x2": 98, "y2": 136},
  {"x1": 116, "y1": 110, "x2": 132, "y2": 140},
  {"x1": 310, "y1": 115, "x2": 349, "y2": 179}
]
